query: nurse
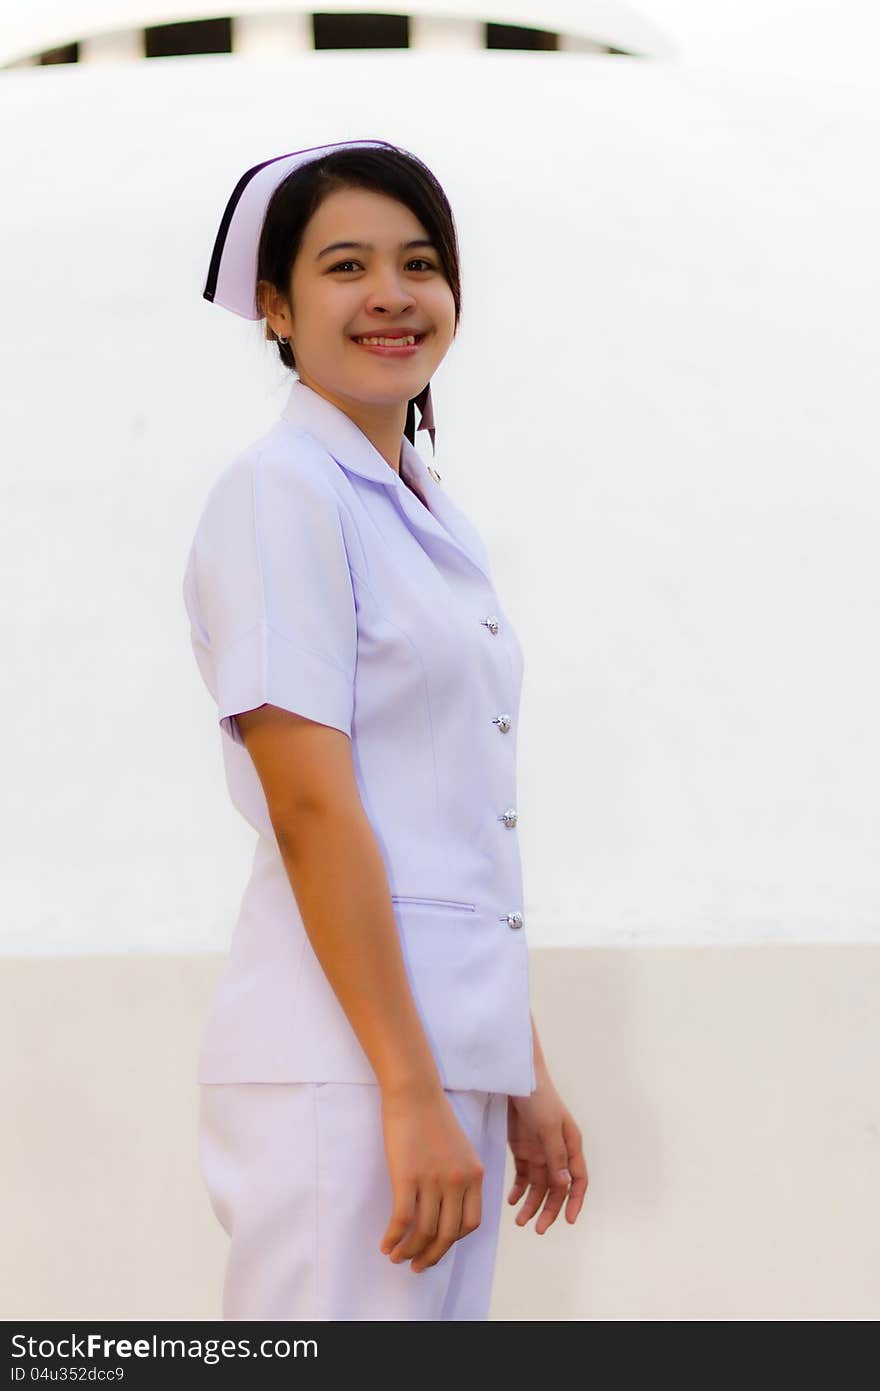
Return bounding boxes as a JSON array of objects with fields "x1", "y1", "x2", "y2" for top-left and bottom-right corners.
[{"x1": 183, "y1": 139, "x2": 588, "y2": 1321}]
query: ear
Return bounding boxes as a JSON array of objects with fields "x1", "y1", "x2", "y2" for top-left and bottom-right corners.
[{"x1": 257, "y1": 278, "x2": 286, "y2": 336}]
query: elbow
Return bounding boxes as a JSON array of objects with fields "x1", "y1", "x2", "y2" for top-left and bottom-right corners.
[{"x1": 270, "y1": 795, "x2": 356, "y2": 855}]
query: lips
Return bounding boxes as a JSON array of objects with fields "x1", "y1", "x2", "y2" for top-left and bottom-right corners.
[{"x1": 349, "y1": 331, "x2": 428, "y2": 358}]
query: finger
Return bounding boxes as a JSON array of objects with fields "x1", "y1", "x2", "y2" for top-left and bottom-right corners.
[
  {"x1": 389, "y1": 1184, "x2": 441, "y2": 1263},
  {"x1": 513, "y1": 1150, "x2": 549, "y2": 1225},
  {"x1": 411, "y1": 1190, "x2": 466, "y2": 1273},
  {"x1": 513, "y1": 1179, "x2": 548, "y2": 1228},
  {"x1": 533, "y1": 1133, "x2": 576, "y2": 1234},
  {"x1": 380, "y1": 1179, "x2": 418, "y2": 1255},
  {"x1": 564, "y1": 1128, "x2": 589, "y2": 1223},
  {"x1": 507, "y1": 1171, "x2": 528, "y2": 1205},
  {"x1": 534, "y1": 1173, "x2": 570, "y2": 1234},
  {"x1": 507, "y1": 1151, "x2": 530, "y2": 1205},
  {"x1": 458, "y1": 1176, "x2": 483, "y2": 1240}
]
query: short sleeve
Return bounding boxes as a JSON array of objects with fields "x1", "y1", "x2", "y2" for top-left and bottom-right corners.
[{"x1": 190, "y1": 447, "x2": 358, "y2": 747}]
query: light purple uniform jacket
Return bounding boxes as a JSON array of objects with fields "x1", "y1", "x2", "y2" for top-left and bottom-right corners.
[{"x1": 182, "y1": 379, "x2": 536, "y2": 1096}]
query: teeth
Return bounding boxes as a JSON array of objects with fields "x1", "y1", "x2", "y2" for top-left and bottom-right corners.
[{"x1": 355, "y1": 335, "x2": 418, "y2": 346}]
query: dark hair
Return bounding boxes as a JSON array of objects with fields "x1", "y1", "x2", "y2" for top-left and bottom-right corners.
[{"x1": 255, "y1": 142, "x2": 462, "y2": 381}]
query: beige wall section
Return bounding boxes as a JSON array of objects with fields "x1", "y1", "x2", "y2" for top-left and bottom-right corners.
[{"x1": 2, "y1": 945, "x2": 878, "y2": 1320}]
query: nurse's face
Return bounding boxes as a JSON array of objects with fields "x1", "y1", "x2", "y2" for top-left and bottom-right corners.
[{"x1": 283, "y1": 186, "x2": 456, "y2": 408}]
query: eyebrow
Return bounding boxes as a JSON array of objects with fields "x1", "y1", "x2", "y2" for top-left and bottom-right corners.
[{"x1": 316, "y1": 239, "x2": 437, "y2": 261}]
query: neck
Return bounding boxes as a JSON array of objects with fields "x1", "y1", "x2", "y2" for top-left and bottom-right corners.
[{"x1": 296, "y1": 371, "x2": 409, "y2": 473}]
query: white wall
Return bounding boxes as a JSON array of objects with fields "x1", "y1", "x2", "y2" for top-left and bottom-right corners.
[
  {"x1": 631, "y1": 0, "x2": 880, "y2": 85},
  {"x1": 2, "y1": 42, "x2": 879, "y2": 1326},
  {"x1": 1, "y1": 53, "x2": 878, "y2": 955}
]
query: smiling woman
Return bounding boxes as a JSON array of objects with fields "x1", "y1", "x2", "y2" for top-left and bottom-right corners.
[
  {"x1": 186, "y1": 138, "x2": 586, "y2": 1323},
  {"x1": 251, "y1": 142, "x2": 461, "y2": 467}
]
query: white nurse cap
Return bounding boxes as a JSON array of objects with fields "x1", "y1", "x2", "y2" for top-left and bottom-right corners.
[{"x1": 202, "y1": 138, "x2": 437, "y2": 452}]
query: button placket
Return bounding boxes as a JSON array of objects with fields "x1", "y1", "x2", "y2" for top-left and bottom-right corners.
[{"x1": 480, "y1": 610, "x2": 522, "y2": 929}]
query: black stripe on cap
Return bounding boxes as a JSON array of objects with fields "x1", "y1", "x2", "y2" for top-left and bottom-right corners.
[{"x1": 203, "y1": 140, "x2": 394, "y2": 306}]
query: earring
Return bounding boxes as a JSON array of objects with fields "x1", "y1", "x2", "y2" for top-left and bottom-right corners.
[{"x1": 275, "y1": 331, "x2": 289, "y2": 345}]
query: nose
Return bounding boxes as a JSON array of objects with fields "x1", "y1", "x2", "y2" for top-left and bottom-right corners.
[{"x1": 365, "y1": 266, "x2": 417, "y2": 312}]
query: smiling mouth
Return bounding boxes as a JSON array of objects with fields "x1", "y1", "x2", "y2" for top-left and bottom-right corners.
[{"x1": 351, "y1": 332, "x2": 427, "y2": 346}]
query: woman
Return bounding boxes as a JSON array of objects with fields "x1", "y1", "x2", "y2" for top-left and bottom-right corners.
[{"x1": 183, "y1": 139, "x2": 587, "y2": 1321}]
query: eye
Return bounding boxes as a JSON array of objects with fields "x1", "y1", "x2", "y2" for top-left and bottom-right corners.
[{"x1": 328, "y1": 259, "x2": 438, "y2": 273}]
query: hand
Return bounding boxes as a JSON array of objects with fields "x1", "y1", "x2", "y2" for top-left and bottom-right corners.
[
  {"x1": 507, "y1": 1069, "x2": 588, "y2": 1234},
  {"x1": 378, "y1": 1084, "x2": 485, "y2": 1274}
]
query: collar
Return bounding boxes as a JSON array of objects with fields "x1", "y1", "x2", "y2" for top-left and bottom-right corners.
[
  {"x1": 279, "y1": 379, "x2": 492, "y2": 583},
  {"x1": 281, "y1": 377, "x2": 422, "y2": 489}
]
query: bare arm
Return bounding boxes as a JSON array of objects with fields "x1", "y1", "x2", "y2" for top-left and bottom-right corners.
[
  {"x1": 234, "y1": 702, "x2": 443, "y2": 1099},
  {"x1": 279, "y1": 801, "x2": 445, "y2": 1097},
  {"x1": 530, "y1": 1009, "x2": 549, "y2": 1080}
]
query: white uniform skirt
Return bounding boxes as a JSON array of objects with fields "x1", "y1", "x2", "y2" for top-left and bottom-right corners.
[{"x1": 197, "y1": 1081, "x2": 509, "y2": 1321}]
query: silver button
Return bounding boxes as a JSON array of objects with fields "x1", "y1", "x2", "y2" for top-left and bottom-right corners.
[
  {"x1": 482, "y1": 615, "x2": 501, "y2": 636},
  {"x1": 493, "y1": 713, "x2": 512, "y2": 733},
  {"x1": 500, "y1": 807, "x2": 518, "y2": 828},
  {"x1": 500, "y1": 911, "x2": 524, "y2": 930}
]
